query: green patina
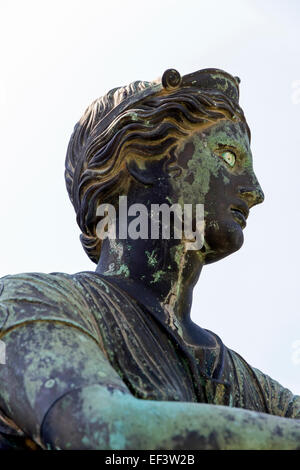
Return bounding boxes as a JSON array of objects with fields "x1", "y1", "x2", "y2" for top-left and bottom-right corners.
[
  {"x1": 95, "y1": 278, "x2": 110, "y2": 294},
  {"x1": 174, "y1": 131, "x2": 224, "y2": 206},
  {"x1": 211, "y1": 73, "x2": 229, "y2": 94},
  {"x1": 174, "y1": 243, "x2": 185, "y2": 268},
  {"x1": 114, "y1": 264, "x2": 130, "y2": 277},
  {"x1": 145, "y1": 250, "x2": 158, "y2": 268},
  {"x1": 151, "y1": 270, "x2": 165, "y2": 283},
  {"x1": 109, "y1": 240, "x2": 123, "y2": 261},
  {"x1": 129, "y1": 112, "x2": 139, "y2": 121},
  {"x1": 204, "y1": 121, "x2": 253, "y2": 173}
]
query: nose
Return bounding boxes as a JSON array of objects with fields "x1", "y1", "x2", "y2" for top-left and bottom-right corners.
[{"x1": 238, "y1": 181, "x2": 265, "y2": 209}]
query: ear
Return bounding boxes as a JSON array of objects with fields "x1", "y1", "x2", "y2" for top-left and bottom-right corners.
[{"x1": 126, "y1": 157, "x2": 169, "y2": 186}]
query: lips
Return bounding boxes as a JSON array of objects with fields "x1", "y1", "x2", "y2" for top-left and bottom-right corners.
[{"x1": 230, "y1": 204, "x2": 249, "y2": 229}]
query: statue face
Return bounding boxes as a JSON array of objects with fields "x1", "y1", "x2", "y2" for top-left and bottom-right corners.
[{"x1": 174, "y1": 119, "x2": 264, "y2": 263}]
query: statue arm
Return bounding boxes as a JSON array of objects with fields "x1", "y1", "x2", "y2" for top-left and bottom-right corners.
[
  {"x1": 1, "y1": 321, "x2": 300, "y2": 450},
  {"x1": 42, "y1": 374, "x2": 300, "y2": 450}
]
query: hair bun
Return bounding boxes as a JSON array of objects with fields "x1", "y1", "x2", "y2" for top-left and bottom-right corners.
[{"x1": 162, "y1": 69, "x2": 182, "y2": 90}]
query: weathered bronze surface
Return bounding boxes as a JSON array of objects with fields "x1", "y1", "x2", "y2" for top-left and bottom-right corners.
[{"x1": 0, "y1": 68, "x2": 299, "y2": 450}]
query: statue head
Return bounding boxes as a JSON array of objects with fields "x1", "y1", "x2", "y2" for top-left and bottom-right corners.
[{"x1": 65, "y1": 68, "x2": 264, "y2": 265}]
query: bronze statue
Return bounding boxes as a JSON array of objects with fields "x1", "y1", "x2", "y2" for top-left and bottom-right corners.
[{"x1": 0, "y1": 68, "x2": 299, "y2": 450}]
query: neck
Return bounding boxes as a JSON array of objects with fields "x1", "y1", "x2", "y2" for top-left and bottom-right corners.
[{"x1": 96, "y1": 231, "x2": 208, "y2": 345}]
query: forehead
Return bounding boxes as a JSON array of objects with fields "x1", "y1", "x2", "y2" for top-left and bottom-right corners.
[{"x1": 201, "y1": 119, "x2": 251, "y2": 150}]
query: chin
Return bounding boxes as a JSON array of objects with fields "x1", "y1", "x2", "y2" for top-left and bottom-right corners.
[{"x1": 203, "y1": 220, "x2": 244, "y2": 264}]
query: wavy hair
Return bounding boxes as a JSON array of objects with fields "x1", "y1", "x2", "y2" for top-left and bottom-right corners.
[{"x1": 65, "y1": 77, "x2": 247, "y2": 263}]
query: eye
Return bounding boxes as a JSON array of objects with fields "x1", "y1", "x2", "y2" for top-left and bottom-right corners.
[{"x1": 220, "y1": 150, "x2": 236, "y2": 167}]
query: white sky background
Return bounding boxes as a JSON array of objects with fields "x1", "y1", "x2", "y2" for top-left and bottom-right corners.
[{"x1": 0, "y1": 0, "x2": 299, "y2": 393}]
